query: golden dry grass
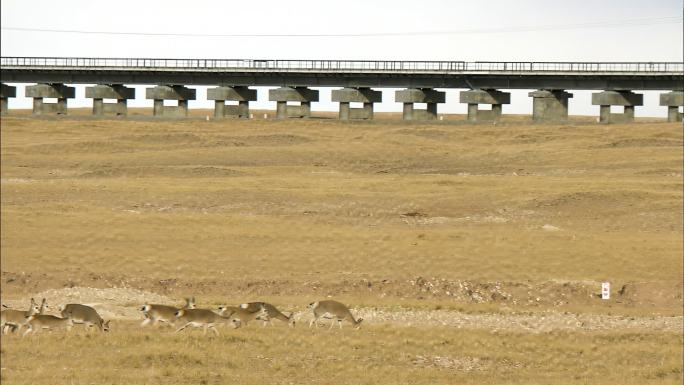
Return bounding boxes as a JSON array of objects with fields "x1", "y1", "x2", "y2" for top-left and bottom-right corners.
[
  {"x1": 2, "y1": 323, "x2": 683, "y2": 385},
  {"x1": 1, "y1": 111, "x2": 682, "y2": 384}
]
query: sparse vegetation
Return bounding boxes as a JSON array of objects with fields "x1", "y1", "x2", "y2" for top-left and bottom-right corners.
[{"x1": 1, "y1": 110, "x2": 682, "y2": 384}]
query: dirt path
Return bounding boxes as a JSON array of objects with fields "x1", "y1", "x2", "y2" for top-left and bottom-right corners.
[{"x1": 2, "y1": 287, "x2": 680, "y2": 333}]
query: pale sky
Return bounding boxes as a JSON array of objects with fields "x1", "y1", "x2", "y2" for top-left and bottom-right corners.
[{"x1": 1, "y1": 0, "x2": 682, "y2": 116}]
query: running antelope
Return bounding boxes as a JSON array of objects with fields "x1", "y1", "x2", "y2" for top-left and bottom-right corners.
[
  {"x1": 140, "y1": 297, "x2": 196, "y2": 327},
  {"x1": 216, "y1": 305, "x2": 241, "y2": 318},
  {"x1": 218, "y1": 304, "x2": 268, "y2": 328},
  {"x1": 240, "y1": 302, "x2": 296, "y2": 327},
  {"x1": 309, "y1": 300, "x2": 363, "y2": 329},
  {"x1": 174, "y1": 308, "x2": 235, "y2": 336},
  {"x1": 60, "y1": 304, "x2": 110, "y2": 332},
  {"x1": 23, "y1": 313, "x2": 73, "y2": 337},
  {"x1": 1, "y1": 298, "x2": 46, "y2": 334}
]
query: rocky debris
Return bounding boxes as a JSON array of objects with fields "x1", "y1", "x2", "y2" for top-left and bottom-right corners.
[
  {"x1": 3, "y1": 274, "x2": 681, "y2": 313},
  {"x1": 412, "y1": 355, "x2": 487, "y2": 371},
  {"x1": 402, "y1": 277, "x2": 682, "y2": 309},
  {"x1": 409, "y1": 277, "x2": 512, "y2": 303}
]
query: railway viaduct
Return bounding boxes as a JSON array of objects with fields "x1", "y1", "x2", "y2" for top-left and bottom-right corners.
[{"x1": 1, "y1": 57, "x2": 683, "y2": 123}]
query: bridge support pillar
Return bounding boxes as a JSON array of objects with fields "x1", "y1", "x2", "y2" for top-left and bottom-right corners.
[
  {"x1": 86, "y1": 85, "x2": 135, "y2": 117},
  {"x1": 659, "y1": 91, "x2": 683, "y2": 122},
  {"x1": 269, "y1": 87, "x2": 319, "y2": 119},
  {"x1": 25, "y1": 83, "x2": 75, "y2": 116},
  {"x1": 529, "y1": 90, "x2": 573, "y2": 123},
  {"x1": 207, "y1": 86, "x2": 257, "y2": 119},
  {"x1": 395, "y1": 88, "x2": 445, "y2": 120},
  {"x1": 460, "y1": 89, "x2": 510, "y2": 123},
  {"x1": 592, "y1": 91, "x2": 643, "y2": 123},
  {"x1": 332, "y1": 88, "x2": 382, "y2": 120},
  {"x1": 1, "y1": 84, "x2": 16, "y2": 115},
  {"x1": 145, "y1": 85, "x2": 196, "y2": 118}
]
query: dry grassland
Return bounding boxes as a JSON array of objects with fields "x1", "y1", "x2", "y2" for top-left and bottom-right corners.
[{"x1": 1, "y1": 110, "x2": 682, "y2": 384}]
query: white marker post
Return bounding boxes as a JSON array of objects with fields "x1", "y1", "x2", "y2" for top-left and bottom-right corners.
[{"x1": 601, "y1": 282, "x2": 610, "y2": 300}]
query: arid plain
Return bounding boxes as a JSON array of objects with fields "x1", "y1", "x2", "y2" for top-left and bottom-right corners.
[{"x1": 1, "y1": 109, "x2": 682, "y2": 384}]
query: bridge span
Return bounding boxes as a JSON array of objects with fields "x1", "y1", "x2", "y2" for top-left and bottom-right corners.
[{"x1": 1, "y1": 57, "x2": 683, "y2": 122}]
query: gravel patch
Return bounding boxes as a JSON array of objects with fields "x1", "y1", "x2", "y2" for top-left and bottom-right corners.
[
  {"x1": 3, "y1": 287, "x2": 681, "y2": 333},
  {"x1": 349, "y1": 308, "x2": 682, "y2": 333}
]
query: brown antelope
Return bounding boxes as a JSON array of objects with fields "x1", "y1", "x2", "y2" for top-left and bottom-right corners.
[
  {"x1": 174, "y1": 308, "x2": 235, "y2": 336},
  {"x1": 217, "y1": 304, "x2": 268, "y2": 328},
  {"x1": 309, "y1": 300, "x2": 363, "y2": 329},
  {"x1": 215, "y1": 305, "x2": 241, "y2": 318},
  {"x1": 60, "y1": 304, "x2": 110, "y2": 332},
  {"x1": 240, "y1": 302, "x2": 296, "y2": 327},
  {"x1": 1, "y1": 298, "x2": 46, "y2": 334},
  {"x1": 23, "y1": 313, "x2": 73, "y2": 337},
  {"x1": 140, "y1": 297, "x2": 196, "y2": 327}
]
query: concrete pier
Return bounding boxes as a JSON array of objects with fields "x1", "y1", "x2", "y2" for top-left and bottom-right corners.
[
  {"x1": 331, "y1": 87, "x2": 382, "y2": 120},
  {"x1": 460, "y1": 89, "x2": 510, "y2": 122},
  {"x1": 145, "y1": 85, "x2": 196, "y2": 117},
  {"x1": 25, "y1": 83, "x2": 75, "y2": 115},
  {"x1": 529, "y1": 90, "x2": 573, "y2": 123},
  {"x1": 395, "y1": 88, "x2": 445, "y2": 120},
  {"x1": 85, "y1": 84, "x2": 135, "y2": 116},
  {"x1": 1, "y1": 83, "x2": 16, "y2": 115},
  {"x1": 207, "y1": 86, "x2": 257, "y2": 119},
  {"x1": 269, "y1": 87, "x2": 319, "y2": 118},
  {"x1": 659, "y1": 91, "x2": 684, "y2": 122},
  {"x1": 592, "y1": 91, "x2": 643, "y2": 123}
]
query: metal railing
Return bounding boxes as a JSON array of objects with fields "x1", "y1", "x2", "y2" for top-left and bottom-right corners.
[{"x1": 1, "y1": 57, "x2": 683, "y2": 73}]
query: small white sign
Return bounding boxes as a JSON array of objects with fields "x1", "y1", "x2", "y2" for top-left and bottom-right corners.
[{"x1": 601, "y1": 282, "x2": 610, "y2": 300}]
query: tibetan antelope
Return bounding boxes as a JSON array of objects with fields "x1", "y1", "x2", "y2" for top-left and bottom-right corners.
[
  {"x1": 216, "y1": 305, "x2": 241, "y2": 318},
  {"x1": 1, "y1": 298, "x2": 46, "y2": 334},
  {"x1": 140, "y1": 297, "x2": 196, "y2": 327},
  {"x1": 60, "y1": 304, "x2": 110, "y2": 332},
  {"x1": 309, "y1": 300, "x2": 363, "y2": 329},
  {"x1": 217, "y1": 304, "x2": 268, "y2": 328},
  {"x1": 23, "y1": 313, "x2": 73, "y2": 337},
  {"x1": 240, "y1": 302, "x2": 296, "y2": 327},
  {"x1": 174, "y1": 308, "x2": 235, "y2": 336}
]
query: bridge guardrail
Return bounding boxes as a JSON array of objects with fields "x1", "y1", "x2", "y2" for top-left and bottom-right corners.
[{"x1": 1, "y1": 57, "x2": 683, "y2": 73}]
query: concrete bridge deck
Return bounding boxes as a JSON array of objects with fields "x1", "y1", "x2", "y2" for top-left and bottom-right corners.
[
  {"x1": 2, "y1": 57, "x2": 683, "y2": 89},
  {"x1": 1, "y1": 57, "x2": 682, "y2": 122}
]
